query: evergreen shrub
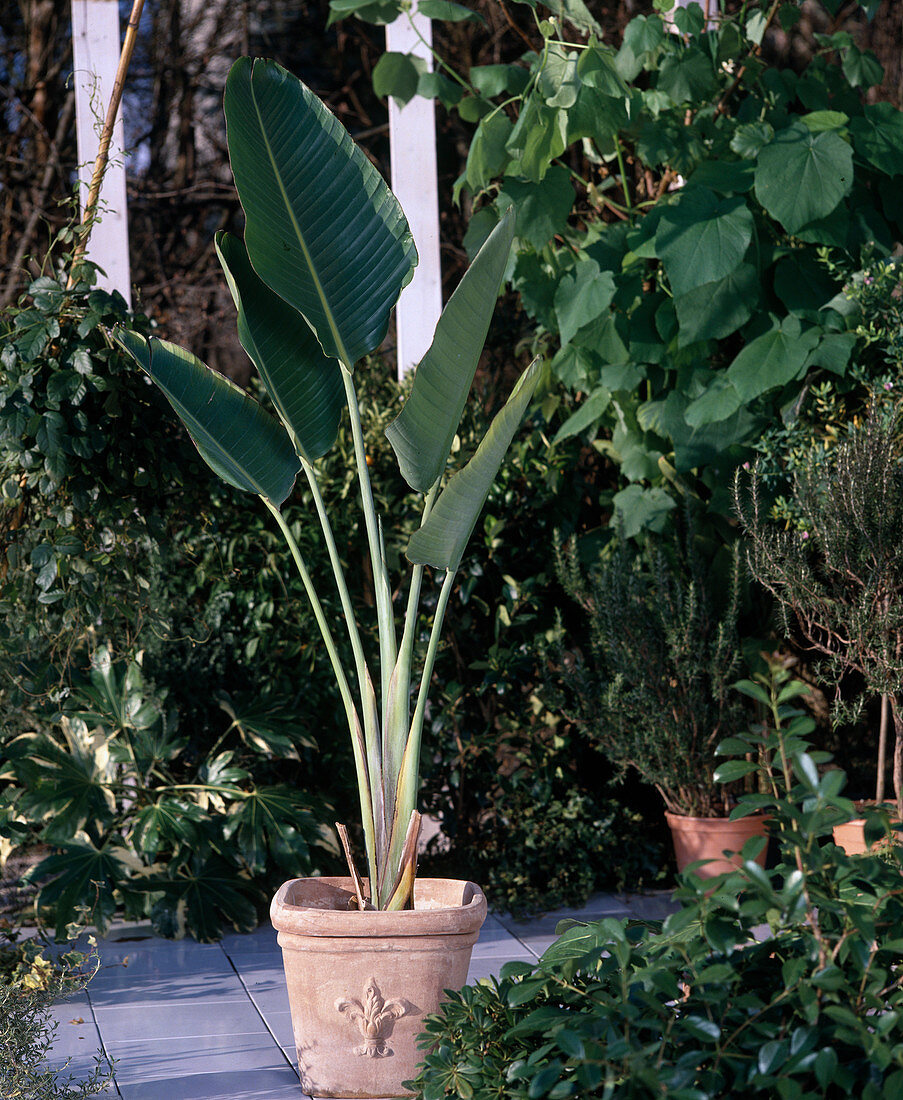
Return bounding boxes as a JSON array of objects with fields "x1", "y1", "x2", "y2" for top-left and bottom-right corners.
[{"x1": 410, "y1": 658, "x2": 903, "y2": 1099}]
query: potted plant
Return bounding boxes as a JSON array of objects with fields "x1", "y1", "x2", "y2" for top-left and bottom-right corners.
[
  {"x1": 554, "y1": 509, "x2": 766, "y2": 878},
  {"x1": 735, "y1": 405, "x2": 903, "y2": 853},
  {"x1": 115, "y1": 56, "x2": 539, "y2": 1098}
]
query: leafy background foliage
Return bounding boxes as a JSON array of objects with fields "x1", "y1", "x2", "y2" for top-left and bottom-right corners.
[
  {"x1": 355, "y1": 0, "x2": 903, "y2": 538},
  {"x1": 411, "y1": 663, "x2": 903, "y2": 1100}
]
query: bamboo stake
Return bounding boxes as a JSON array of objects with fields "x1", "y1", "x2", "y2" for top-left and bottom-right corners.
[
  {"x1": 877, "y1": 692, "x2": 889, "y2": 805},
  {"x1": 68, "y1": 0, "x2": 145, "y2": 282}
]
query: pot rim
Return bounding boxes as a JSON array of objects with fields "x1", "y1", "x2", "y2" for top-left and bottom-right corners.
[
  {"x1": 664, "y1": 811, "x2": 771, "y2": 826},
  {"x1": 271, "y1": 876, "x2": 487, "y2": 938}
]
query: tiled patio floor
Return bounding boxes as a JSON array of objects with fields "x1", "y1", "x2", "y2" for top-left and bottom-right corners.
[{"x1": 47, "y1": 890, "x2": 678, "y2": 1100}]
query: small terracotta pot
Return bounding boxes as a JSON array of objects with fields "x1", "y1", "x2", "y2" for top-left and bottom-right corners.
[
  {"x1": 271, "y1": 876, "x2": 486, "y2": 1098},
  {"x1": 832, "y1": 804, "x2": 901, "y2": 855},
  {"x1": 665, "y1": 812, "x2": 770, "y2": 879}
]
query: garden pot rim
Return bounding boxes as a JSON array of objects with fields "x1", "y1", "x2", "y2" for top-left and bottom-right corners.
[
  {"x1": 664, "y1": 810, "x2": 771, "y2": 825},
  {"x1": 271, "y1": 875, "x2": 487, "y2": 939}
]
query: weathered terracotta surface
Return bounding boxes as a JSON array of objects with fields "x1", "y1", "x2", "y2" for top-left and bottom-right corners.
[
  {"x1": 271, "y1": 877, "x2": 486, "y2": 1098},
  {"x1": 832, "y1": 805, "x2": 901, "y2": 854},
  {"x1": 665, "y1": 812, "x2": 770, "y2": 878}
]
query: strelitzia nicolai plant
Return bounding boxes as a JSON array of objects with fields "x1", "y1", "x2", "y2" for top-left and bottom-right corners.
[{"x1": 114, "y1": 57, "x2": 540, "y2": 911}]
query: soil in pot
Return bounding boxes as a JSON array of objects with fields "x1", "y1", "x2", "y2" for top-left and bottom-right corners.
[
  {"x1": 270, "y1": 876, "x2": 486, "y2": 1099},
  {"x1": 665, "y1": 812, "x2": 770, "y2": 879}
]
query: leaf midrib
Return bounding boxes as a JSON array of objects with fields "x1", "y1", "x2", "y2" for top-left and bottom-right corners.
[{"x1": 249, "y1": 67, "x2": 351, "y2": 369}]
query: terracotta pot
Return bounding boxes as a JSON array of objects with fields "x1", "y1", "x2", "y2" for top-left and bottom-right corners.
[
  {"x1": 665, "y1": 811, "x2": 770, "y2": 879},
  {"x1": 832, "y1": 804, "x2": 901, "y2": 854},
  {"x1": 270, "y1": 876, "x2": 486, "y2": 1099}
]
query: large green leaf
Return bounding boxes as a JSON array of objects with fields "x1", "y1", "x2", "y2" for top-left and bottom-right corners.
[
  {"x1": 754, "y1": 120, "x2": 853, "y2": 234},
  {"x1": 656, "y1": 188, "x2": 753, "y2": 297},
  {"x1": 675, "y1": 263, "x2": 759, "y2": 346},
  {"x1": 386, "y1": 211, "x2": 515, "y2": 493},
  {"x1": 215, "y1": 231, "x2": 344, "y2": 462},
  {"x1": 115, "y1": 330, "x2": 300, "y2": 506},
  {"x1": 726, "y1": 317, "x2": 822, "y2": 401},
  {"x1": 224, "y1": 57, "x2": 417, "y2": 367},
  {"x1": 406, "y1": 359, "x2": 540, "y2": 570},
  {"x1": 144, "y1": 856, "x2": 260, "y2": 942},
  {"x1": 10, "y1": 733, "x2": 114, "y2": 840},
  {"x1": 554, "y1": 259, "x2": 617, "y2": 347},
  {"x1": 850, "y1": 102, "x2": 903, "y2": 177},
  {"x1": 25, "y1": 840, "x2": 132, "y2": 938},
  {"x1": 224, "y1": 785, "x2": 316, "y2": 875}
]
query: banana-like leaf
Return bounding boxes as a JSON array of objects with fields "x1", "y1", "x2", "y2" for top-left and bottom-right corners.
[
  {"x1": 224, "y1": 57, "x2": 417, "y2": 368},
  {"x1": 386, "y1": 210, "x2": 516, "y2": 493},
  {"x1": 216, "y1": 232, "x2": 344, "y2": 462},
  {"x1": 406, "y1": 359, "x2": 541, "y2": 570},
  {"x1": 115, "y1": 330, "x2": 300, "y2": 506}
]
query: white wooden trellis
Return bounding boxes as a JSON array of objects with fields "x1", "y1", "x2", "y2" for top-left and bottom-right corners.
[
  {"x1": 385, "y1": 5, "x2": 443, "y2": 380},
  {"x1": 71, "y1": 1, "x2": 442, "y2": 359},
  {"x1": 71, "y1": 0, "x2": 132, "y2": 306}
]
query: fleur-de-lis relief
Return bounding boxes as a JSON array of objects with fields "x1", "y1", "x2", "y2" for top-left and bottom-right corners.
[{"x1": 335, "y1": 976, "x2": 408, "y2": 1057}]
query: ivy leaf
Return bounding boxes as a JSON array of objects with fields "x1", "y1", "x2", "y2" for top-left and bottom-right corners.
[
  {"x1": 730, "y1": 121, "x2": 774, "y2": 158},
  {"x1": 465, "y1": 112, "x2": 513, "y2": 194},
  {"x1": 552, "y1": 386, "x2": 611, "y2": 444},
  {"x1": 842, "y1": 45, "x2": 883, "y2": 89},
  {"x1": 417, "y1": 0, "x2": 485, "y2": 22},
  {"x1": 657, "y1": 189, "x2": 753, "y2": 297},
  {"x1": 675, "y1": 263, "x2": 758, "y2": 346},
  {"x1": 754, "y1": 120, "x2": 853, "y2": 233},
  {"x1": 507, "y1": 101, "x2": 568, "y2": 182},
  {"x1": 850, "y1": 102, "x2": 903, "y2": 177},
  {"x1": 657, "y1": 47, "x2": 716, "y2": 104},
  {"x1": 684, "y1": 376, "x2": 744, "y2": 428},
  {"x1": 554, "y1": 260, "x2": 616, "y2": 347},
  {"x1": 688, "y1": 160, "x2": 754, "y2": 194},
  {"x1": 544, "y1": 0, "x2": 601, "y2": 36},
  {"x1": 576, "y1": 46, "x2": 628, "y2": 96},
  {"x1": 726, "y1": 317, "x2": 822, "y2": 401},
  {"x1": 470, "y1": 64, "x2": 530, "y2": 98},
  {"x1": 539, "y1": 46, "x2": 581, "y2": 110},
  {"x1": 372, "y1": 51, "x2": 426, "y2": 107},
  {"x1": 612, "y1": 484, "x2": 676, "y2": 538},
  {"x1": 803, "y1": 332, "x2": 857, "y2": 376},
  {"x1": 498, "y1": 168, "x2": 573, "y2": 250}
]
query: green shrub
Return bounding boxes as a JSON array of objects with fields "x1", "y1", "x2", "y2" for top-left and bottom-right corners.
[
  {"x1": 0, "y1": 921, "x2": 111, "y2": 1099},
  {"x1": 0, "y1": 261, "x2": 661, "y2": 917},
  {"x1": 552, "y1": 506, "x2": 751, "y2": 818},
  {"x1": 0, "y1": 264, "x2": 204, "y2": 682},
  {"x1": 341, "y1": 0, "x2": 902, "y2": 537},
  {"x1": 410, "y1": 656, "x2": 903, "y2": 1099},
  {"x1": 1, "y1": 646, "x2": 334, "y2": 941}
]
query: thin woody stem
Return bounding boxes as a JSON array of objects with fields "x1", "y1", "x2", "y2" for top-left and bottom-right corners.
[{"x1": 69, "y1": 0, "x2": 146, "y2": 279}]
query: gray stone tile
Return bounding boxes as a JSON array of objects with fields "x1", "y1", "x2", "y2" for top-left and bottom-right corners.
[
  {"x1": 467, "y1": 951, "x2": 536, "y2": 984},
  {"x1": 247, "y1": 983, "x2": 292, "y2": 1018},
  {"x1": 110, "y1": 1035, "x2": 302, "y2": 1099},
  {"x1": 221, "y1": 925, "x2": 280, "y2": 956},
  {"x1": 230, "y1": 956, "x2": 286, "y2": 997},
  {"x1": 261, "y1": 1009, "x2": 295, "y2": 1050},
  {"x1": 88, "y1": 967, "x2": 248, "y2": 1007},
  {"x1": 92, "y1": 997, "x2": 272, "y2": 1042},
  {"x1": 46, "y1": 996, "x2": 102, "y2": 1060}
]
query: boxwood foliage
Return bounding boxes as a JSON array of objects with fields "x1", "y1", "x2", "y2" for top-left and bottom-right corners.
[
  {"x1": 410, "y1": 659, "x2": 903, "y2": 1099},
  {"x1": 340, "y1": 0, "x2": 902, "y2": 535}
]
